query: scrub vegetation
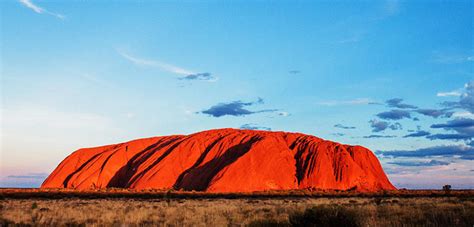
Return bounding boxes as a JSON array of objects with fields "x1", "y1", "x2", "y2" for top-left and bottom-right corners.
[{"x1": 1, "y1": 189, "x2": 473, "y2": 226}]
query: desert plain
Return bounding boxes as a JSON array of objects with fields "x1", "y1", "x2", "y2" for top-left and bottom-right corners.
[{"x1": 1, "y1": 189, "x2": 473, "y2": 226}]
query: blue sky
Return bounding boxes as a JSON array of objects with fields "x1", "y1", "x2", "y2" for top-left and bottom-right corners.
[{"x1": 1, "y1": 0, "x2": 473, "y2": 189}]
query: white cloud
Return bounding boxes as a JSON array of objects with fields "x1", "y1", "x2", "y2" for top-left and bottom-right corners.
[
  {"x1": 437, "y1": 91, "x2": 462, "y2": 97},
  {"x1": 18, "y1": 0, "x2": 65, "y2": 19},
  {"x1": 316, "y1": 98, "x2": 376, "y2": 106},
  {"x1": 19, "y1": 0, "x2": 43, "y2": 13},
  {"x1": 117, "y1": 50, "x2": 195, "y2": 75},
  {"x1": 452, "y1": 111, "x2": 474, "y2": 119}
]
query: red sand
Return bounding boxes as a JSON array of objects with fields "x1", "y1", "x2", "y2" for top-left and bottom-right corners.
[{"x1": 41, "y1": 128, "x2": 396, "y2": 192}]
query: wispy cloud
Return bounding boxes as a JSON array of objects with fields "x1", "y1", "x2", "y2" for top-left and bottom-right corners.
[
  {"x1": 427, "y1": 133, "x2": 472, "y2": 141},
  {"x1": 240, "y1": 124, "x2": 271, "y2": 131},
  {"x1": 18, "y1": 0, "x2": 65, "y2": 19},
  {"x1": 8, "y1": 173, "x2": 48, "y2": 179},
  {"x1": 437, "y1": 91, "x2": 462, "y2": 97},
  {"x1": 378, "y1": 145, "x2": 474, "y2": 160},
  {"x1": 316, "y1": 98, "x2": 378, "y2": 106},
  {"x1": 429, "y1": 118, "x2": 474, "y2": 142},
  {"x1": 388, "y1": 159, "x2": 450, "y2": 167},
  {"x1": 452, "y1": 111, "x2": 474, "y2": 119},
  {"x1": 403, "y1": 130, "x2": 431, "y2": 138},
  {"x1": 377, "y1": 109, "x2": 411, "y2": 120},
  {"x1": 334, "y1": 124, "x2": 356, "y2": 130},
  {"x1": 363, "y1": 135, "x2": 396, "y2": 139},
  {"x1": 199, "y1": 98, "x2": 278, "y2": 117},
  {"x1": 431, "y1": 118, "x2": 474, "y2": 132},
  {"x1": 415, "y1": 108, "x2": 453, "y2": 118},
  {"x1": 19, "y1": 0, "x2": 42, "y2": 13},
  {"x1": 386, "y1": 98, "x2": 418, "y2": 109},
  {"x1": 118, "y1": 50, "x2": 194, "y2": 75},
  {"x1": 442, "y1": 81, "x2": 474, "y2": 114},
  {"x1": 332, "y1": 133, "x2": 345, "y2": 137},
  {"x1": 118, "y1": 50, "x2": 218, "y2": 82},
  {"x1": 1, "y1": 173, "x2": 49, "y2": 188},
  {"x1": 178, "y1": 73, "x2": 218, "y2": 82}
]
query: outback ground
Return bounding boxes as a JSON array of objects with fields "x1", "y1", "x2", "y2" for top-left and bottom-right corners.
[{"x1": 1, "y1": 189, "x2": 473, "y2": 226}]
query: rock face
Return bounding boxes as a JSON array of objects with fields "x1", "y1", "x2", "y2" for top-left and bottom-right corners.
[{"x1": 42, "y1": 128, "x2": 396, "y2": 192}]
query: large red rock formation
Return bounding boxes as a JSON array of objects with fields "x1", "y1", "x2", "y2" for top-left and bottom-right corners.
[{"x1": 42, "y1": 128, "x2": 396, "y2": 192}]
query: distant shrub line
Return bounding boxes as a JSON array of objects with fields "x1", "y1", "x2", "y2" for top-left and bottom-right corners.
[{"x1": 1, "y1": 188, "x2": 473, "y2": 200}]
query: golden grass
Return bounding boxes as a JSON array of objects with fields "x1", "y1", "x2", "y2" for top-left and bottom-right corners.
[{"x1": 1, "y1": 196, "x2": 473, "y2": 226}]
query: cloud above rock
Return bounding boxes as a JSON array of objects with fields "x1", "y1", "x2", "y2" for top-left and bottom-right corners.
[
  {"x1": 386, "y1": 98, "x2": 418, "y2": 109},
  {"x1": 369, "y1": 119, "x2": 403, "y2": 132},
  {"x1": 441, "y1": 80, "x2": 474, "y2": 113},
  {"x1": 240, "y1": 124, "x2": 271, "y2": 131},
  {"x1": 378, "y1": 145, "x2": 474, "y2": 160},
  {"x1": 403, "y1": 130, "x2": 431, "y2": 138},
  {"x1": 377, "y1": 109, "x2": 411, "y2": 120},
  {"x1": 179, "y1": 72, "x2": 217, "y2": 82},
  {"x1": 334, "y1": 124, "x2": 356, "y2": 129},
  {"x1": 200, "y1": 98, "x2": 278, "y2": 117},
  {"x1": 388, "y1": 159, "x2": 450, "y2": 167}
]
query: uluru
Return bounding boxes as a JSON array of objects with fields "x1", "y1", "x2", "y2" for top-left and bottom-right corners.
[{"x1": 41, "y1": 128, "x2": 396, "y2": 192}]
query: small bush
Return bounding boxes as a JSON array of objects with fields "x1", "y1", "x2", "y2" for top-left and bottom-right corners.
[
  {"x1": 31, "y1": 202, "x2": 38, "y2": 210},
  {"x1": 443, "y1": 185, "x2": 452, "y2": 194},
  {"x1": 289, "y1": 205, "x2": 362, "y2": 227},
  {"x1": 374, "y1": 198, "x2": 382, "y2": 205}
]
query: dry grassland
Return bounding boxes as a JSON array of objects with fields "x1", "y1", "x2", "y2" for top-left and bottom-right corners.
[{"x1": 1, "y1": 194, "x2": 473, "y2": 226}]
